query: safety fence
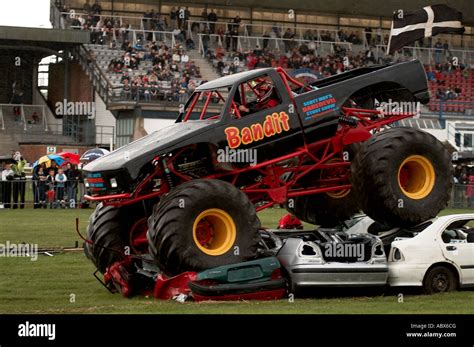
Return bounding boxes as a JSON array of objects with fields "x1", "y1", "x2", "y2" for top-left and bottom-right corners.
[
  {"x1": 0, "y1": 180, "x2": 472, "y2": 210},
  {"x1": 0, "y1": 179, "x2": 89, "y2": 209}
]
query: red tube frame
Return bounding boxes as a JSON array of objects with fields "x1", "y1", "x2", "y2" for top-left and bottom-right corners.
[{"x1": 86, "y1": 106, "x2": 414, "y2": 210}]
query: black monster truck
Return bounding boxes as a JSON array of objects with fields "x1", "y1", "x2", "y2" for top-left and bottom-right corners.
[{"x1": 83, "y1": 60, "x2": 453, "y2": 285}]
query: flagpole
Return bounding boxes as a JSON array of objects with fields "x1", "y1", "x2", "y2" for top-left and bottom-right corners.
[{"x1": 386, "y1": 19, "x2": 394, "y2": 55}]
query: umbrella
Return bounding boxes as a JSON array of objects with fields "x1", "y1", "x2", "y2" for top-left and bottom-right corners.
[
  {"x1": 33, "y1": 154, "x2": 66, "y2": 168},
  {"x1": 56, "y1": 152, "x2": 81, "y2": 165},
  {"x1": 80, "y1": 148, "x2": 110, "y2": 162}
]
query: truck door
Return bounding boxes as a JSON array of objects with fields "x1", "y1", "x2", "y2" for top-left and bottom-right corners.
[{"x1": 217, "y1": 70, "x2": 304, "y2": 164}]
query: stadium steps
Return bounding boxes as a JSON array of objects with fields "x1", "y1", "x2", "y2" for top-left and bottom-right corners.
[
  {"x1": 188, "y1": 49, "x2": 221, "y2": 81},
  {"x1": 0, "y1": 116, "x2": 78, "y2": 154}
]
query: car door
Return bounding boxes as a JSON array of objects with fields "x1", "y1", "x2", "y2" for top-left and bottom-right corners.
[{"x1": 440, "y1": 225, "x2": 474, "y2": 285}]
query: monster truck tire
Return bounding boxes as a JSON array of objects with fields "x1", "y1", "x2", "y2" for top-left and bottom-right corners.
[
  {"x1": 286, "y1": 145, "x2": 360, "y2": 227},
  {"x1": 147, "y1": 179, "x2": 261, "y2": 276},
  {"x1": 351, "y1": 127, "x2": 453, "y2": 227},
  {"x1": 85, "y1": 203, "x2": 143, "y2": 273}
]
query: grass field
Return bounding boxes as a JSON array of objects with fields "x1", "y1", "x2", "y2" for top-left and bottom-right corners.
[{"x1": 0, "y1": 207, "x2": 473, "y2": 314}]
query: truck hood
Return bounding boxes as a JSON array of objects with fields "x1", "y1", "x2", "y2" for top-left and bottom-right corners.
[{"x1": 83, "y1": 120, "x2": 217, "y2": 179}]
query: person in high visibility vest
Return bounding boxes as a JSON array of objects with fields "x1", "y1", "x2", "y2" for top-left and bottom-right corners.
[{"x1": 11, "y1": 151, "x2": 26, "y2": 209}]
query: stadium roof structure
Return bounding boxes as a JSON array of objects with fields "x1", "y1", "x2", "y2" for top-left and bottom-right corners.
[
  {"x1": 116, "y1": 0, "x2": 474, "y2": 25},
  {"x1": 0, "y1": 26, "x2": 89, "y2": 58}
]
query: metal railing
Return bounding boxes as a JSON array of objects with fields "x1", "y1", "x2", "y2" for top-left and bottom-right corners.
[
  {"x1": 0, "y1": 104, "x2": 49, "y2": 132},
  {"x1": 0, "y1": 178, "x2": 90, "y2": 209},
  {"x1": 76, "y1": 44, "x2": 118, "y2": 105},
  {"x1": 1, "y1": 178, "x2": 472, "y2": 209},
  {"x1": 55, "y1": 8, "x2": 474, "y2": 51},
  {"x1": 374, "y1": 44, "x2": 474, "y2": 65},
  {"x1": 362, "y1": 30, "x2": 474, "y2": 50},
  {"x1": 72, "y1": 25, "x2": 177, "y2": 46},
  {"x1": 0, "y1": 108, "x2": 4, "y2": 131},
  {"x1": 198, "y1": 33, "x2": 352, "y2": 56}
]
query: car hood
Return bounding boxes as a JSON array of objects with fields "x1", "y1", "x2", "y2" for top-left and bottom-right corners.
[{"x1": 83, "y1": 120, "x2": 218, "y2": 178}]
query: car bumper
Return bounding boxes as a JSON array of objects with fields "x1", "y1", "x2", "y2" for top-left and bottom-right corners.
[
  {"x1": 286, "y1": 263, "x2": 388, "y2": 288},
  {"x1": 388, "y1": 263, "x2": 428, "y2": 287}
]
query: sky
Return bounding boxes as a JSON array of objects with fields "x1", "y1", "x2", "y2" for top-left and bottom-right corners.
[{"x1": 0, "y1": 0, "x2": 52, "y2": 28}]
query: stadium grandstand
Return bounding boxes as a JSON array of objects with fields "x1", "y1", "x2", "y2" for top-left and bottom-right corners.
[{"x1": 0, "y1": 0, "x2": 473, "y2": 160}]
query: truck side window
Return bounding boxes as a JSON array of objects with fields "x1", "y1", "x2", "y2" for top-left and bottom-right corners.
[{"x1": 233, "y1": 75, "x2": 282, "y2": 117}]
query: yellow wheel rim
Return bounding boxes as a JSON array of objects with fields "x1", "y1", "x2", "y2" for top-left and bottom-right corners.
[
  {"x1": 398, "y1": 155, "x2": 436, "y2": 200},
  {"x1": 323, "y1": 158, "x2": 351, "y2": 199},
  {"x1": 192, "y1": 208, "x2": 236, "y2": 256}
]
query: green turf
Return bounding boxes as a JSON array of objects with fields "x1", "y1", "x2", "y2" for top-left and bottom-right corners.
[
  {"x1": 1, "y1": 253, "x2": 473, "y2": 314},
  {"x1": 0, "y1": 207, "x2": 473, "y2": 314}
]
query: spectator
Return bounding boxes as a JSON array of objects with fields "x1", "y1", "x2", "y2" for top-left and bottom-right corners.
[
  {"x1": 177, "y1": 7, "x2": 183, "y2": 30},
  {"x1": 434, "y1": 39, "x2": 443, "y2": 64},
  {"x1": 11, "y1": 152, "x2": 26, "y2": 209},
  {"x1": 122, "y1": 79, "x2": 132, "y2": 100},
  {"x1": 208, "y1": 9, "x2": 217, "y2": 33},
  {"x1": 65, "y1": 163, "x2": 80, "y2": 207},
  {"x1": 83, "y1": 0, "x2": 91, "y2": 13},
  {"x1": 36, "y1": 166, "x2": 47, "y2": 209},
  {"x1": 278, "y1": 213, "x2": 303, "y2": 229},
  {"x1": 262, "y1": 31, "x2": 270, "y2": 50},
  {"x1": 1, "y1": 163, "x2": 13, "y2": 208},
  {"x1": 283, "y1": 28, "x2": 293, "y2": 52},
  {"x1": 365, "y1": 26, "x2": 372, "y2": 45},
  {"x1": 170, "y1": 7, "x2": 177, "y2": 30},
  {"x1": 55, "y1": 168, "x2": 67, "y2": 208},
  {"x1": 443, "y1": 40, "x2": 450, "y2": 57},
  {"x1": 91, "y1": 0, "x2": 102, "y2": 15},
  {"x1": 46, "y1": 169, "x2": 56, "y2": 209}
]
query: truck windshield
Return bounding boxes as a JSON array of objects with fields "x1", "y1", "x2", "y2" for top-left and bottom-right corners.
[{"x1": 181, "y1": 87, "x2": 231, "y2": 121}]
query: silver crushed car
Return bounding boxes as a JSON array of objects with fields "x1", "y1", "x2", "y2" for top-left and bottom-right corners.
[{"x1": 260, "y1": 229, "x2": 388, "y2": 292}]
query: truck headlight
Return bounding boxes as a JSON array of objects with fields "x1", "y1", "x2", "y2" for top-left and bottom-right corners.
[
  {"x1": 110, "y1": 178, "x2": 118, "y2": 188},
  {"x1": 84, "y1": 179, "x2": 89, "y2": 188}
]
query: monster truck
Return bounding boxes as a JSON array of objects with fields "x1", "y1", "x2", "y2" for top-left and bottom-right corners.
[{"x1": 83, "y1": 60, "x2": 453, "y2": 291}]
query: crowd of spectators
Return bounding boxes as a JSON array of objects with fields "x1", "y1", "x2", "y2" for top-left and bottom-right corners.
[
  {"x1": 426, "y1": 61, "x2": 471, "y2": 103},
  {"x1": 453, "y1": 164, "x2": 474, "y2": 208},
  {"x1": 106, "y1": 40, "x2": 203, "y2": 102},
  {"x1": 0, "y1": 151, "x2": 87, "y2": 210},
  {"x1": 207, "y1": 40, "x2": 380, "y2": 78}
]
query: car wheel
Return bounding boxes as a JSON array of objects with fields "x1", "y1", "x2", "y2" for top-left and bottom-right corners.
[{"x1": 423, "y1": 266, "x2": 457, "y2": 294}]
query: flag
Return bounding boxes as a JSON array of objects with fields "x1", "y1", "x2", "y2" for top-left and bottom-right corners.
[{"x1": 387, "y1": 5, "x2": 464, "y2": 54}]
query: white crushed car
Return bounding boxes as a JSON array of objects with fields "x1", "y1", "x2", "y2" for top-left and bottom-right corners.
[
  {"x1": 387, "y1": 214, "x2": 474, "y2": 293},
  {"x1": 345, "y1": 213, "x2": 474, "y2": 293}
]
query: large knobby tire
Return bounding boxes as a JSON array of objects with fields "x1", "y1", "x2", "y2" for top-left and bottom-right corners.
[
  {"x1": 84, "y1": 203, "x2": 144, "y2": 273},
  {"x1": 352, "y1": 127, "x2": 453, "y2": 227},
  {"x1": 286, "y1": 145, "x2": 360, "y2": 227},
  {"x1": 147, "y1": 179, "x2": 261, "y2": 276},
  {"x1": 423, "y1": 266, "x2": 457, "y2": 294}
]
